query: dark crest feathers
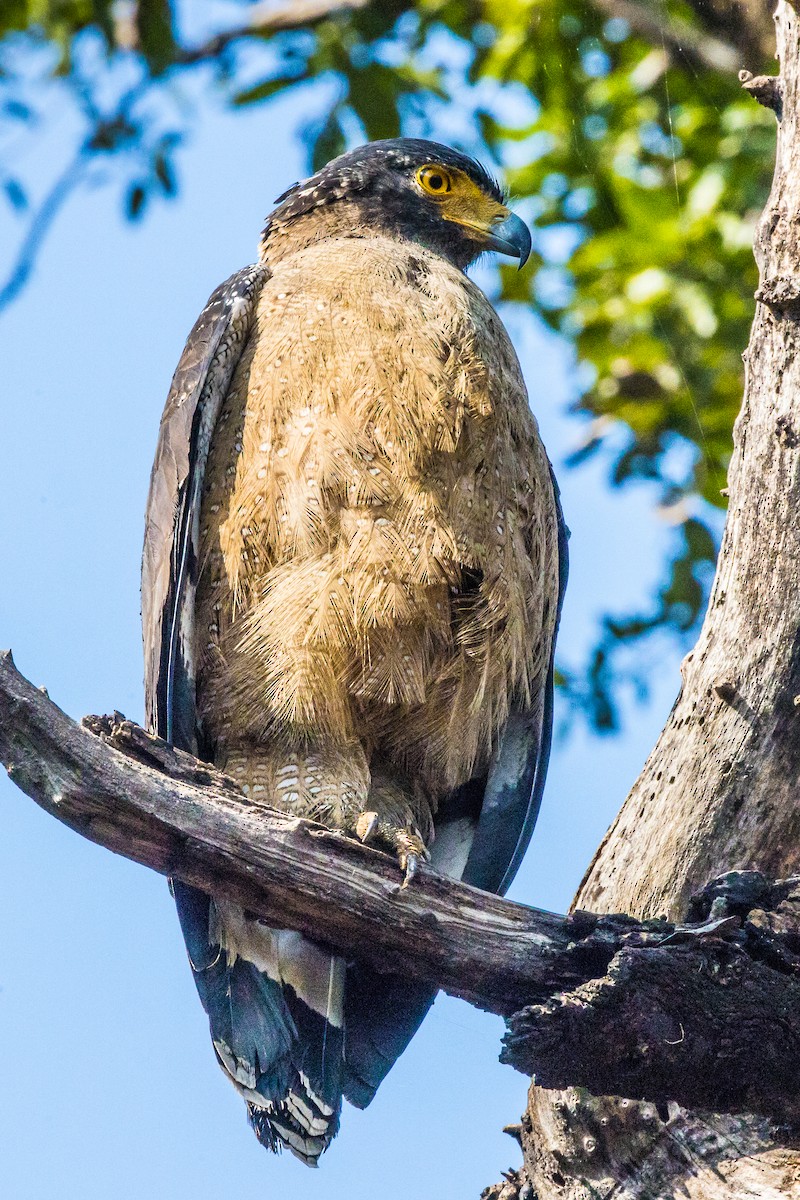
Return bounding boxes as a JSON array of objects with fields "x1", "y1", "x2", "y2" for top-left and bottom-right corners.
[{"x1": 264, "y1": 137, "x2": 504, "y2": 237}]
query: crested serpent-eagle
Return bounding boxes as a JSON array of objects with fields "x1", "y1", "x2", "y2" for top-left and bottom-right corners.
[{"x1": 142, "y1": 138, "x2": 567, "y2": 1164}]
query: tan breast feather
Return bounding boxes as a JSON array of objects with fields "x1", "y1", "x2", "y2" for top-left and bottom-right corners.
[{"x1": 195, "y1": 235, "x2": 559, "y2": 797}]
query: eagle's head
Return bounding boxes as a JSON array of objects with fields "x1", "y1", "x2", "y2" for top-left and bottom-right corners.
[{"x1": 261, "y1": 138, "x2": 530, "y2": 270}]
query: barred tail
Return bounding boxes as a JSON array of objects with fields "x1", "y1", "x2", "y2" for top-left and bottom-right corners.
[{"x1": 172, "y1": 880, "x2": 345, "y2": 1165}]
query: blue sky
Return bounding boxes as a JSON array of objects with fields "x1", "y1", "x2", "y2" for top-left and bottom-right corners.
[{"x1": 0, "y1": 75, "x2": 684, "y2": 1200}]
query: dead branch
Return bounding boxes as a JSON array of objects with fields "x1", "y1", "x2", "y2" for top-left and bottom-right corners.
[{"x1": 3, "y1": 648, "x2": 800, "y2": 1125}]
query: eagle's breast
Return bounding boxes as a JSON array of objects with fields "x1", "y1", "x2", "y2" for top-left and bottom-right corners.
[{"x1": 195, "y1": 235, "x2": 559, "y2": 791}]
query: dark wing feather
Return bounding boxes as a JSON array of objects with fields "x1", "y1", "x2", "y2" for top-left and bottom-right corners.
[
  {"x1": 342, "y1": 971, "x2": 436, "y2": 1109},
  {"x1": 144, "y1": 264, "x2": 347, "y2": 1164},
  {"x1": 142, "y1": 263, "x2": 268, "y2": 745}
]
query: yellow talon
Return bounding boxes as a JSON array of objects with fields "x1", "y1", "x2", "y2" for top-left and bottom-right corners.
[{"x1": 355, "y1": 811, "x2": 379, "y2": 843}]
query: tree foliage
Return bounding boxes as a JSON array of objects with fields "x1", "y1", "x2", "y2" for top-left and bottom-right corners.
[{"x1": 0, "y1": 0, "x2": 777, "y2": 728}]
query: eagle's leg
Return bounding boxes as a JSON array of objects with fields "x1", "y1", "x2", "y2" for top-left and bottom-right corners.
[
  {"x1": 224, "y1": 743, "x2": 431, "y2": 884},
  {"x1": 354, "y1": 814, "x2": 428, "y2": 885}
]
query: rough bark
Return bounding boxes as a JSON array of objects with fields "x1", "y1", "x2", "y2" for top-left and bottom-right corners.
[
  {"x1": 516, "y1": 5, "x2": 800, "y2": 1197},
  {"x1": 4, "y1": 655, "x2": 800, "y2": 1126},
  {"x1": 498, "y1": 872, "x2": 800, "y2": 1131},
  {"x1": 504, "y1": 912, "x2": 800, "y2": 1123}
]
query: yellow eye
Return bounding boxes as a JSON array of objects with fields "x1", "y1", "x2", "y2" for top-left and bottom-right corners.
[{"x1": 417, "y1": 165, "x2": 453, "y2": 197}]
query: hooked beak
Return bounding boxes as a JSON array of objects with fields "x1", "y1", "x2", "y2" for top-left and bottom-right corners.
[{"x1": 486, "y1": 211, "x2": 531, "y2": 268}]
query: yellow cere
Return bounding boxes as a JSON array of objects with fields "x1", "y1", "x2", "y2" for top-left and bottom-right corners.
[{"x1": 414, "y1": 163, "x2": 510, "y2": 240}]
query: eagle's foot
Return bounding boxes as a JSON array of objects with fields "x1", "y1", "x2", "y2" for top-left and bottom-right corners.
[
  {"x1": 392, "y1": 829, "x2": 430, "y2": 889},
  {"x1": 350, "y1": 811, "x2": 428, "y2": 885}
]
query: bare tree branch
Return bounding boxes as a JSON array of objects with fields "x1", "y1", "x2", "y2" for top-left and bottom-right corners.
[
  {"x1": 3, "y1": 649, "x2": 800, "y2": 1125},
  {"x1": 0, "y1": 648, "x2": 645, "y2": 1017}
]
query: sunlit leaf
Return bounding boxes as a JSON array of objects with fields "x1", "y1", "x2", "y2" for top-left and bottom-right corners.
[{"x1": 233, "y1": 73, "x2": 309, "y2": 106}]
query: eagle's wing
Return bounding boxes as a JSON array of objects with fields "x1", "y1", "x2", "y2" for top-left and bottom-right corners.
[
  {"x1": 342, "y1": 467, "x2": 568, "y2": 1109},
  {"x1": 142, "y1": 263, "x2": 268, "y2": 747},
  {"x1": 144, "y1": 265, "x2": 350, "y2": 1164},
  {"x1": 459, "y1": 464, "x2": 569, "y2": 895}
]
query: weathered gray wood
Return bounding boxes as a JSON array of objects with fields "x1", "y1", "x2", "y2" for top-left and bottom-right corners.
[
  {"x1": 4, "y1": 650, "x2": 800, "y2": 1129},
  {"x1": 0, "y1": 648, "x2": 672, "y2": 1018},
  {"x1": 518, "y1": 5, "x2": 800, "y2": 1197},
  {"x1": 505, "y1": 922, "x2": 800, "y2": 1124},
  {"x1": 1, "y1": 649, "x2": 576, "y2": 1016},
  {"x1": 503, "y1": 870, "x2": 800, "y2": 1128}
]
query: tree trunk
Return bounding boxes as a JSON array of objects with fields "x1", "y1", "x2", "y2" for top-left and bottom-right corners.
[{"x1": 515, "y1": 5, "x2": 800, "y2": 1197}]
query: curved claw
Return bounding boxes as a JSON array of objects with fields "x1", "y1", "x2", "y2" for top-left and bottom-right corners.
[
  {"x1": 356, "y1": 810, "x2": 379, "y2": 843},
  {"x1": 400, "y1": 853, "x2": 420, "y2": 889},
  {"x1": 394, "y1": 829, "x2": 429, "y2": 888}
]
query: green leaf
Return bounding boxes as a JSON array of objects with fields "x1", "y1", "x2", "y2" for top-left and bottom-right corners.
[
  {"x1": 153, "y1": 149, "x2": 176, "y2": 196},
  {"x1": 310, "y1": 106, "x2": 346, "y2": 173},
  {"x1": 135, "y1": 0, "x2": 177, "y2": 75}
]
